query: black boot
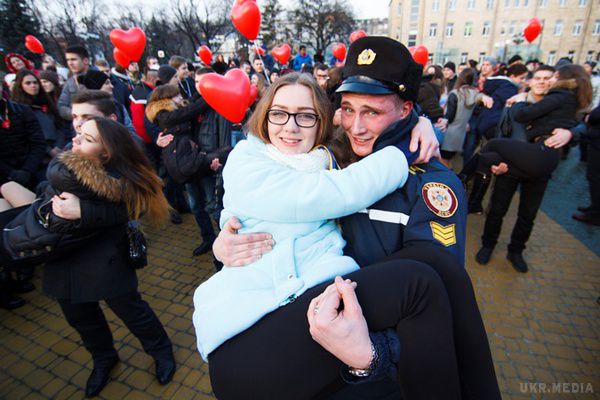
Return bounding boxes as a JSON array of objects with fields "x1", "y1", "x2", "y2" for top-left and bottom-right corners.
[
  {"x1": 468, "y1": 174, "x2": 490, "y2": 214},
  {"x1": 12, "y1": 266, "x2": 35, "y2": 294},
  {"x1": 193, "y1": 239, "x2": 214, "y2": 257},
  {"x1": 85, "y1": 357, "x2": 119, "y2": 398},
  {"x1": 154, "y1": 353, "x2": 176, "y2": 385},
  {"x1": 475, "y1": 246, "x2": 494, "y2": 265},
  {"x1": 507, "y1": 252, "x2": 528, "y2": 273}
]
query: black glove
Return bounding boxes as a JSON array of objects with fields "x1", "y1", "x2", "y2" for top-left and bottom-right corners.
[{"x1": 8, "y1": 169, "x2": 32, "y2": 186}]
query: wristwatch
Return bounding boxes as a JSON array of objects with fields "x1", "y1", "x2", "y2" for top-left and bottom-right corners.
[{"x1": 347, "y1": 342, "x2": 379, "y2": 378}]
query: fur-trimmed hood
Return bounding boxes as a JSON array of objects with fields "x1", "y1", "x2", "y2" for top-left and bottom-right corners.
[
  {"x1": 550, "y1": 78, "x2": 578, "y2": 91},
  {"x1": 49, "y1": 151, "x2": 123, "y2": 202},
  {"x1": 145, "y1": 98, "x2": 177, "y2": 123}
]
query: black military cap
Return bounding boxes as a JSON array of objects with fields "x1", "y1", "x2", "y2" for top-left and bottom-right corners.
[{"x1": 337, "y1": 36, "x2": 422, "y2": 102}]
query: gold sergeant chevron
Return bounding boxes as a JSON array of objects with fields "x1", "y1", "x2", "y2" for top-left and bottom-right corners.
[{"x1": 430, "y1": 221, "x2": 456, "y2": 247}]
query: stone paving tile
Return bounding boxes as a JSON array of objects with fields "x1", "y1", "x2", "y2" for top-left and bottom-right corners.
[{"x1": 1, "y1": 200, "x2": 599, "y2": 399}]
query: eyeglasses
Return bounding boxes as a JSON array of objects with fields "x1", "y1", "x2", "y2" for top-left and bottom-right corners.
[{"x1": 267, "y1": 109, "x2": 319, "y2": 128}]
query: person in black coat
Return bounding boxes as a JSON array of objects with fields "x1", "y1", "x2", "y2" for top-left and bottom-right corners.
[
  {"x1": 0, "y1": 117, "x2": 175, "y2": 397},
  {"x1": 0, "y1": 97, "x2": 46, "y2": 188}
]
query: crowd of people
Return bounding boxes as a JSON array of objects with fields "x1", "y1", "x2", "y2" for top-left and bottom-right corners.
[{"x1": 0, "y1": 34, "x2": 598, "y2": 399}]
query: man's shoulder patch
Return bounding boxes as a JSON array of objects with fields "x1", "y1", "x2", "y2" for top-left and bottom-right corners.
[
  {"x1": 430, "y1": 221, "x2": 457, "y2": 247},
  {"x1": 421, "y1": 182, "x2": 458, "y2": 218}
]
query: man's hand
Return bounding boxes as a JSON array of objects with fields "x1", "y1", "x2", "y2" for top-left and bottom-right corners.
[
  {"x1": 307, "y1": 276, "x2": 373, "y2": 369},
  {"x1": 156, "y1": 131, "x2": 174, "y2": 148},
  {"x1": 209, "y1": 158, "x2": 222, "y2": 171},
  {"x1": 411, "y1": 116, "x2": 440, "y2": 164},
  {"x1": 212, "y1": 217, "x2": 274, "y2": 267},
  {"x1": 490, "y1": 162, "x2": 508, "y2": 175},
  {"x1": 545, "y1": 128, "x2": 573, "y2": 149},
  {"x1": 480, "y1": 95, "x2": 494, "y2": 109},
  {"x1": 52, "y1": 192, "x2": 81, "y2": 220},
  {"x1": 506, "y1": 92, "x2": 527, "y2": 107}
]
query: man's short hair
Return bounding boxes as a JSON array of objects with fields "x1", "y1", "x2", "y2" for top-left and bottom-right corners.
[
  {"x1": 314, "y1": 63, "x2": 328, "y2": 72},
  {"x1": 65, "y1": 45, "x2": 89, "y2": 60},
  {"x1": 95, "y1": 59, "x2": 109, "y2": 68},
  {"x1": 71, "y1": 90, "x2": 116, "y2": 116},
  {"x1": 169, "y1": 56, "x2": 187, "y2": 69},
  {"x1": 299, "y1": 45, "x2": 306, "y2": 51},
  {"x1": 534, "y1": 65, "x2": 556, "y2": 75},
  {"x1": 507, "y1": 63, "x2": 528, "y2": 77},
  {"x1": 195, "y1": 67, "x2": 214, "y2": 76}
]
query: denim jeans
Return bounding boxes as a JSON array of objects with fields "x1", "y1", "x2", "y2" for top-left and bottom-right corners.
[
  {"x1": 185, "y1": 180, "x2": 216, "y2": 243},
  {"x1": 231, "y1": 130, "x2": 246, "y2": 147}
]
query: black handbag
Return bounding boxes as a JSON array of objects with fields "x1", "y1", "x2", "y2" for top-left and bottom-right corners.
[{"x1": 127, "y1": 220, "x2": 147, "y2": 269}]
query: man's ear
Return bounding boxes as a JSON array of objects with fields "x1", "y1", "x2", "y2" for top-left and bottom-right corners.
[
  {"x1": 401, "y1": 101, "x2": 413, "y2": 119},
  {"x1": 109, "y1": 113, "x2": 118, "y2": 122}
]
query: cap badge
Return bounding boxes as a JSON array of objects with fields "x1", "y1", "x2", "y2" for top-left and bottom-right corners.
[
  {"x1": 357, "y1": 49, "x2": 376, "y2": 65},
  {"x1": 398, "y1": 84, "x2": 406, "y2": 92}
]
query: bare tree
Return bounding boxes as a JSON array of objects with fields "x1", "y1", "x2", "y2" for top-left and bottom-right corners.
[
  {"x1": 291, "y1": 0, "x2": 356, "y2": 51},
  {"x1": 171, "y1": 0, "x2": 232, "y2": 54}
]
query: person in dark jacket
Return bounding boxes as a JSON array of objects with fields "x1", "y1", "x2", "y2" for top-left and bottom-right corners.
[
  {"x1": 0, "y1": 116, "x2": 175, "y2": 397},
  {"x1": 11, "y1": 70, "x2": 67, "y2": 169},
  {"x1": 443, "y1": 61, "x2": 457, "y2": 94},
  {"x1": 417, "y1": 73, "x2": 444, "y2": 122},
  {"x1": 146, "y1": 84, "x2": 225, "y2": 255},
  {"x1": 572, "y1": 102, "x2": 600, "y2": 225},
  {"x1": 0, "y1": 96, "x2": 46, "y2": 188}
]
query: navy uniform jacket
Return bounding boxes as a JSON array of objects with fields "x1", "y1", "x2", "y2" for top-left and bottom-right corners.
[{"x1": 340, "y1": 124, "x2": 467, "y2": 267}]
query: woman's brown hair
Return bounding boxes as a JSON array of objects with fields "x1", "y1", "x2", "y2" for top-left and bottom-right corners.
[
  {"x1": 12, "y1": 69, "x2": 61, "y2": 125},
  {"x1": 88, "y1": 117, "x2": 169, "y2": 225},
  {"x1": 147, "y1": 84, "x2": 180, "y2": 104},
  {"x1": 555, "y1": 64, "x2": 593, "y2": 111},
  {"x1": 246, "y1": 72, "x2": 333, "y2": 148}
]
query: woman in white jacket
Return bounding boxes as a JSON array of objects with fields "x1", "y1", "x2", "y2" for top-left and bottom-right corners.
[{"x1": 194, "y1": 73, "x2": 465, "y2": 399}]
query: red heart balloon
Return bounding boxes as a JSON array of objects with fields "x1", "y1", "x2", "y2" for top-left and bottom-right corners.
[
  {"x1": 248, "y1": 84, "x2": 259, "y2": 107},
  {"x1": 197, "y1": 68, "x2": 251, "y2": 123},
  {"x1": 113, "y1": 48, "x2": 132, "y2": 68},
  {"x1": 254, "y1": 46, "x2": 265, "y2": 56},
  {"x1": 411, "y1": 45, "x2": 429, "y2": 65},
  {"x1": 198, "y1": 45, "x2": 213, "y2": 65},
  {"x1": 231, "y1": 0, "x2": 261, "y2": 41},
  {"x1": 332, "y1": 43, "x2": 347, "y2": 61},
  {"x1": 524, "y1": 18, "x2": 542, "y2": 43},
  {"x1": 24, "y1": 35, "x2": 44, "y2": 54},
  {"x1": 349, "y1": 30, "x2": 367, "y2": 43},
  {"x1": 271, "y1": 44, "x2": 291, "y2": 65},
  {"x1": 109, "y1": 27, "x2": 146, "y2": 62}
]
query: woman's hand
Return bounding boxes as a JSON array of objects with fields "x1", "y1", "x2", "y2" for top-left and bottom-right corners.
[
  {"x1": 52, "y1": 192, "x2": 81, "y2": 220},
  {"x1": 506, "y1": 92, "x2": 527, "y2": 107},
  {"x1": 156, "y1": 131, "x2": 174, "y2": 148},
  {"x1": 410, "y1": 116, "x2": 440, "y2": 164},
  {"x1": 212, "y1": 217, "x2": 274, "y2": 267},
  {"x1": 307, "y1": 276, "x2": 373, "y2": 369}
]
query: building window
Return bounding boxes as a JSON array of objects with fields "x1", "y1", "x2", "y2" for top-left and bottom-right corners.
[
  {"x1": 578, "y1": 0, "x2": 586, "y2": 5},
  {"x1": 594, "y1": 20, "x2": 600, "y2": 35},
  {"x1": 478, "y1": 52, "x2": 486, "y2": 65},
  {"x1": 559, "y1": 0, "x2": 566, "y2": 7},
  {"x1": 461, "y1": 52, "x2": 468, "y2": 63},
  {"x1": 446, "y1": 23, "x2": 454, "y2": 36},
  {"x1": 572, "y1": 20, "x2": 582, "y2": 36},
  {"x1": 554, "y1": 20, "x2": 563, "y2": 36},
  {"x1": 397, "y1": 3, "x2": 402, "y2": 16},
  {"x1": 547, "y1": 51, "x2": 556, "y2": 65},
  {"x1": 514, "y1": 0, "x2": 519, "y2": 7},
  {"x1": 432, "y1": 0, "x2": 440, "y2": 11},
  {"x1": 587, "y1": 51, "x2": 594, "y2": 62},
  {"x1": 408, "y1": 33, "x2": 417, "y2": 47},
  {"x1": 568, "y1": 50, "x2": 575, "y2": 60},
  {"x1": 449, "y1": 0, "x2": 457, "y2": 10},
  {"x1": 468, "y1": 0, "x2": 476, "y2": 9},
  {"x1": 464, "y1": 22, "x2": 473, "y2": 36},
  {"x1": 482, "y1": 21, "x2": 491, "y2": 36},
  {"x1": 509, "y1": 20, "x2": 516, "y2": 34},
  {"x1": 500, "y1": 23, "x2": 506, "y2": 35},
  {"x1": 504, "y1": 0, "x2": 510, "y2": 7},
  {"x1": 486, "y1": 0, "x2": 494, "y2": 8},
  {"x1": 523, "y1": 0, "x2": 528, "y2": 6},
  {"x1": 429, "y1": 23, "x2": 438, "y2": 37},
  {"x1": 539, "y1": 0, "x2": 547, "y2": 6}
]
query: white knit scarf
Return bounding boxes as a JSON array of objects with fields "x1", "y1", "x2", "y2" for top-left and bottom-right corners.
[{"x1": 265, "y1": 144, "x2": 330, "y2": 172}]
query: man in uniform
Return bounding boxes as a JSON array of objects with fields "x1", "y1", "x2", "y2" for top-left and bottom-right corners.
[{"x1": 212, "y1": 37, "x2": 499, "y2": 398}]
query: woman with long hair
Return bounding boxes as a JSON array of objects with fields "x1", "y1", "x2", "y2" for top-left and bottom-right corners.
[
  {"x1": 0, "y1": 117, "x2": 175, "y2": 397},
  {"x1": 460, "y1": 64, "x2": 593, "y2": 181},
  {"x1": 11, "y1": 70, "x2": 66, "y2": 160},
  {"x1": 193, "y1": 73, "x2": 500, "y2": 400}
]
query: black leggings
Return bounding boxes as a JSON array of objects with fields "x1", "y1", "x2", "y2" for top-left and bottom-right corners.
[
  {"x1": 462, "y1": 137, "x2": 560, "y2": 180},
  {"x1": 208, "y1": 246, "x2": 500, "y2": 400}
]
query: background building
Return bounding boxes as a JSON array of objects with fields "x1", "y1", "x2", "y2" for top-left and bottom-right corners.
[
  {"x1": 356, "y1": 18, "x2": 390, "y2": 36},
  {"x1": 389, "y1": 0, "x2": 600, "y2": 65}
]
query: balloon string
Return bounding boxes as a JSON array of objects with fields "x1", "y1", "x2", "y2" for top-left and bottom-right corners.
[{"x1": 252, "y1": 41, "x2": 271, "y2": 85}]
